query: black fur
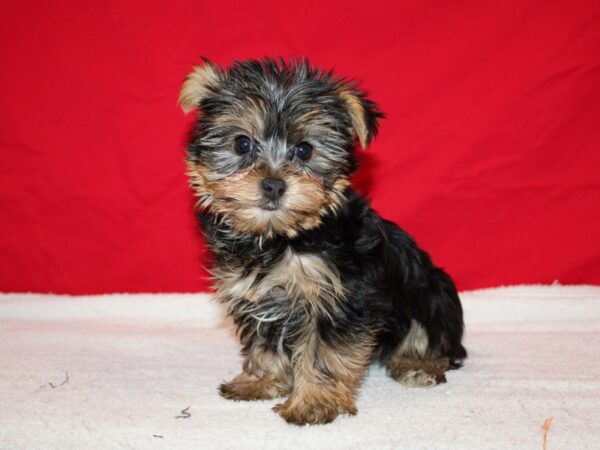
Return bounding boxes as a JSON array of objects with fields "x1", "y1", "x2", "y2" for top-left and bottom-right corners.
[
  {"x1": 181, "y1": 57, "x2": 466, "y2": 424},
  {"x1": 199, "y1": 189, "x2": 466, "y2": 366}
]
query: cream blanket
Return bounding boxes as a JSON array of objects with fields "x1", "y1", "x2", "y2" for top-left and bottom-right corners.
[{"x1": 1, "y1": 285, "x2": 599, "y2": 449}]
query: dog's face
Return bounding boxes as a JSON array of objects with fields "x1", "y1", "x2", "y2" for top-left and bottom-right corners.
[{"x1": 180, "y1": 58, "x2": 382, "y2": 238}]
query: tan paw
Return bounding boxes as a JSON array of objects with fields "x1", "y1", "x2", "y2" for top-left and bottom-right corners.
[
  {"x1": 273, "y1": 394, "x2": 357, "y2": 425},
  {"x1": 219, "y1": 372, "x2": 290, "y2": 401},
  {"x1": 387, "y1": 356, "x2": 448, "y2": 387},
  {"x1": 397, "y1": 368, "x2": 446, "y2": 387}
]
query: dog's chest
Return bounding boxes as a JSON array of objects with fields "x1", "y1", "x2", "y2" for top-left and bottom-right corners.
[{"x1": 214, "y1": 247, "x2": 343, "y2": 306}]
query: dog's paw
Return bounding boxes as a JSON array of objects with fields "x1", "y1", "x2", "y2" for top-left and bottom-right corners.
[
  {"x1": 273, "y1": 393, "x2": 357, "y2": 425},
  {"x1": 387, "y1": 356, "x2": 448, "y2": 387},
  {"x1": 396, "y1": 368, "x2": 446, "y2": 387},
  {"x1": 219, "y1": 372, "x2": 289, "y2": 401}
]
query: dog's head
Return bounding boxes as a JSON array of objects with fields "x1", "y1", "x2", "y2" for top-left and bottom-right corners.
[{"x1": 181, "y1": 58, "x2": 382, "y2": 238}]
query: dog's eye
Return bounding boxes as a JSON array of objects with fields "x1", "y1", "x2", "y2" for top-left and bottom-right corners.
[
  {"x1": 294, "y1": 142, "x2": 313, "y2": 161},
  {"x1": 234, "y1": 136, "x2": 253, "y2": 155}
]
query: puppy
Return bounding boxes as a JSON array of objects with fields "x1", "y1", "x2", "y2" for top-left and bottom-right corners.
[{"x1": 180, "y1": 58, "x2": 466, "y2": 425}]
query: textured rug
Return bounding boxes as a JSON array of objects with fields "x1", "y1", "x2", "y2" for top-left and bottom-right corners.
[{"x1": 1, "y1": 285, "x2": 599, "y2": 449}]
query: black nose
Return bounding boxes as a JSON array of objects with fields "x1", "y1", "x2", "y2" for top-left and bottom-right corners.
[{"x1": 261, "y1": 177, "x2": 286, "y2": 201}]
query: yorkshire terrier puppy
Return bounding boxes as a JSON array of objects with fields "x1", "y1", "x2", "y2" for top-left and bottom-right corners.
[{"x1": 179, "y1": 58, "x2": 466, "y2": 425}]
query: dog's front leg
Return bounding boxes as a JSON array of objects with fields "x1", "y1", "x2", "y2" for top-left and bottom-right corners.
[
  {"x1": 220, "y1": 338, "x2": 293, "y2": 401},
  {"x1": 274, "y1": 326, "x2": 373, "y2": 425}
]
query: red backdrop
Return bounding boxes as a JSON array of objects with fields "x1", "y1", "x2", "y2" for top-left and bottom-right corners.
[{"x1": 1, "y1": 1, "x2": 599, "y2": 294}]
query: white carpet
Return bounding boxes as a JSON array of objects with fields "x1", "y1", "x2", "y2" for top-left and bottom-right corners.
[{"x1": 1, "y1": 285, "x2": 599, "y2": 449}]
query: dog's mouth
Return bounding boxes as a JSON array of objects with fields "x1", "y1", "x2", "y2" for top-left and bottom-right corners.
[
  {"x1": 259, "y1": 200, "x2": 281, "y2": 211},
  {"x1": 197, "y1": 172, "x2": 351, "y2": 238}
]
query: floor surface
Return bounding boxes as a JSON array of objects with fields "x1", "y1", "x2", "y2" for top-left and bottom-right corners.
[{"x1": 1, "y1": 285, "x2": 599, "y2": 449}]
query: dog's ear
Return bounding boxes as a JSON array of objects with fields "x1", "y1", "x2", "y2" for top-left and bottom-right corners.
[
  {"x1": 336, "y1": 83, "x2": 383, "y2": 148},
  {"x1": 179, "y1": 58, "x2": 222, "y2": 113}
]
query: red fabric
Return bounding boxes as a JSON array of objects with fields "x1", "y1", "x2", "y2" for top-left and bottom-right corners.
[{"x1": 1, "y1": 1, "x2": 599, "y2": 294}]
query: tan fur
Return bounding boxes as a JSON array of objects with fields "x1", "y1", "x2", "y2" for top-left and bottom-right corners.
[
  {"x1": 179, "y1": 63, "x2": 221, "y2": 113},
  {"x1": 214, "y1": 265, "x2": 261, "y2": 302},
  {"x1": 187, "y1": 159, "x2": 350, "y2": 238},
  {"x1": 385, "y1": 320, "x2": 450, "y2": 387},
  {"x1": 387, "y1": 356, "x2": 450, "y2": 387},
  {"x1": 209, "y1": 96, "x2": 267, "y2": 137},
  {"x1": 273, "y1": 380, "x2": 356, "y2": 425},
  {"x1": 214, "y1": 248, "x2": 344, "y2": 312},
  {"x1": 338, "y1": 88, "x2": 370, "y2": 148},
  {"x1": 274, "y1": 322, "x2": 374, "y2": 425},
  {"x1": 293, "y1": 109, "x2": 346, "y2": 144},
  {"x1": 220, "y1": 345, "x2": 292, "y2": 400},
  {"x1": 397, "y1": 319, "x2": 429, "y2": 359},
  {"x1": 395, "y1": 368, "x2": 439, "y2": 387}
]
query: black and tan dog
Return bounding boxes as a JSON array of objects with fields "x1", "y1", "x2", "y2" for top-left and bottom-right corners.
[{"x1": 179, "y1": 58, "x2": 466, "y2": 425}]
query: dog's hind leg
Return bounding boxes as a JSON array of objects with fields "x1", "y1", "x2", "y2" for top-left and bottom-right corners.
[
  {"x1": 380, "y1": 223, "x2": 467, "y2": 385},
  {"x1": 385, "y1": 319, "x2": 452, "y2": 387},
  {"x1": 384, "y1": 270, "x2": 466, "y2": 387}
]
